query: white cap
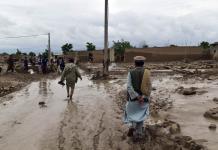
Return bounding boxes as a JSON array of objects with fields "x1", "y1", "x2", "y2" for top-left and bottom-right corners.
[{"x1": 134, "y1": 56, "x2": 146, "y2": 61}]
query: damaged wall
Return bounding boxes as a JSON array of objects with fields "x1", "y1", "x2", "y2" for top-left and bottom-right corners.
[{"x1": 124, "y1": 46, "x2": 205, "y2": 62}]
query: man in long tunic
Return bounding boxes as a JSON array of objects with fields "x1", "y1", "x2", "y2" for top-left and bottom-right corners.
[
  {"x1": 124, "y1": 56, "x2": 152, "y2": 142},
  {"x1": 59, "y1": 58, "x2": 82, "y2": 100}
]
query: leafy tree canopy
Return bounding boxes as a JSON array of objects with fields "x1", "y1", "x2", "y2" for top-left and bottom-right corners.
[
  {"x1": 61, "y1": 43, "x2": 73, "y2": 55},
  {"x1": 16, "y1": 49, "x2": 22, "y2": 56},
  {"x1": 200, "y1": 41, "x2": 210, "y2": 49},
  {"x1": 112, "y1": 39, "x2": 133, "y2": 56},
  {"x1": 86, "y1": 42, "x2": 96, "y2": 51},
  {"x1": 29, "y1": 52, "x2": 36, "y2": 57}
]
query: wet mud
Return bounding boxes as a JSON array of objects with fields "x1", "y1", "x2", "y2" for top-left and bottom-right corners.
[{"x1": 1, "y1": 61, "x2": 218, "y2": 150}]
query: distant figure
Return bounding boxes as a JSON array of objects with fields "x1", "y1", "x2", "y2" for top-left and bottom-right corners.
[
  {"x1": 29, "y1": 57, "x2": 35, "y2": 66},
  {"x1": 6, "y1": 55, "x2": 15, "y2": 73},
  {"x1": 60, "y1": 58, "x2": 65, "y2": 72},
  {"x1": 124, "y1": 56, "x2": 152, "y2": 142},
  {"x1": 41, "y1": 57, "x2": 48, "y2": 74},
  {"x1": 56, "y1": 57, "x2": 60, "y2": 67},
  {"x1": 24, "y1": 57, "x2": 29, "y2": 72},
  {"x1": 88, "y1": 53, "x2": 94, "y2": 62},
  {"x1": 59, "y1": 58, "x2": 82, "y2": 101},
  {"x1": 50, "y1": 58, "x2": 56, "y2": 72}
]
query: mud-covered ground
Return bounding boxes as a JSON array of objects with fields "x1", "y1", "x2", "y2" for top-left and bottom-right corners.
[
  {"x1": 0, "y1": 65, "x2": 59, "y2": 99},
  {"x1": 0, "y1": 60, "x2": 218, "y2": 150}
]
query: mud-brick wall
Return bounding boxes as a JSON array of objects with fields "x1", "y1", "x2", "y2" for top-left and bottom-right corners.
[
  {"x1": 66, "y1": 50, "x2": 104, "y2": 63},
  {"x1": 124, "y1": 47, "x2": 204, "y2": 62},
  {"x1": 0, "y1": 56, "x2": 9, "y2": 63}
]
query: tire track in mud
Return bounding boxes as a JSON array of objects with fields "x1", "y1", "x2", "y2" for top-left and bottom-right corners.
[
  {"x1": 93, "y1": 112, "x2": 106, "y2": 150},
  {"x1": 58, "y1": 120, "x2": 67, "y2": 150}
]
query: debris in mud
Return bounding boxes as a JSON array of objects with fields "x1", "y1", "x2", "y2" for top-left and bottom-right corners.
[
  {"x1": 182, "y1": 87, "x2": 197, "y2": 95},
  {"x1": 140, "y1": 120, "x2": 206, "y2": 150},
  {"x1": 208, "y1": 124, "x2": 216, "y2": 130},
  {"x1": 11, "y1": 121, "x2": 22, "y2": 127},
  {"x1": 0, "y1": 86, "x2": 17, "y2": 97},
  {"x1": 38, "y1": 101, "x2": 47, "y2": 108},
  {"x1": 204, "y1": 107, "x2": 218, "y2": 120},
  {"x1": 176, "y1": 86, "x2": 198, "y2": 95},
  {"x1": 91, "y1": 71, "x2": 118, "y2": 80},
  {"x1": 213, "y1": 97, "x2": 218, "y2": 104}
]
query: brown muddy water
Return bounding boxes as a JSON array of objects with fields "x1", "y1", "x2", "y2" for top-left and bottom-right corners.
[
  {"x1": 0, "y1": 75, "x2": 133, "y2": 150},
  {"x1": 0, "y1": 71, "x2": 217, "y2": 150},
  {"x1": 152, "y1": 75, "x2": 218, "y2": 150}
]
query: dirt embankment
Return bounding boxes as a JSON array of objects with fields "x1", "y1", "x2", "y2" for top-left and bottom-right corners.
[{"x1": 0, "y1": 73, "x2": 58, "y2": 99}]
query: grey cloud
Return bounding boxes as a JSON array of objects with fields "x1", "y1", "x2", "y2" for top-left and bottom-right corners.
[{"x1": 0, "y1": 0, "x2": 218, "y2": 53}]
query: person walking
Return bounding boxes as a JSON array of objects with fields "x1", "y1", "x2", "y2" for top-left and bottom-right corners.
[
  {"x1": 24, "y1": 57, "x2": 29, "y2": 72},
  {"x1": 124, "y1": 56, "x2": 152, "y2": 142},
  {"x1": 41, "y1": 57, "x2": 48, "y2": 74},
  {"x1": 60, "y1": 58, "x2": 65, "y2": 72},
  {"x1": 59, "y1": 58, "x2": 82, "y2": 100},
  {"x1": 6, "y1": 55, "x2": 15, "y2": 73}
]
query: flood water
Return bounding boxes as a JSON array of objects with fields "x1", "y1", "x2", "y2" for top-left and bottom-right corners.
[
  {"x1": 153, "y1": 76, "x2": 218, "y2": 150},
  {"x1": 0, "y1": 71, "x2": 218, "y2": 150},
  {"x1": 0, "y1": 75, "x2": 131, "y2": 150}
]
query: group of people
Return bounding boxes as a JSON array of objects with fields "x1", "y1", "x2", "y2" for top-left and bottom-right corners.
[
  {"x1": 5, "y1": 55, "x2": 68, "y2": 74},
  {"x1": 59, "y1": 56, "x2": 151, "y2": 142}
]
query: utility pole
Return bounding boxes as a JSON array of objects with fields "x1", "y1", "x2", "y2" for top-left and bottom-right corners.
[
  {"x1": 48, "y1": 33, "x2": 51, "y2": 64},
  {"x1": 103, "y1": 0, "x2": 109, "y2": 76}
]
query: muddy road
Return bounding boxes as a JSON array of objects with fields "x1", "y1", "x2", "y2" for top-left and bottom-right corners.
[
  {"x1": 0, "y1": 75, "x2": 132, "y2": 150},
  {"x1": 0, "y1": 68, "x2": 218, "y2": 150}
]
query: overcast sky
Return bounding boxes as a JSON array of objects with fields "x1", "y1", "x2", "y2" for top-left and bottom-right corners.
[{"x1": 0, "y1": 0, "x2": 218, "y2": 53}]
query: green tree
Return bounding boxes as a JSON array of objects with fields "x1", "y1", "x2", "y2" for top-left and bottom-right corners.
[
  {"x1": 170, "y1": 44, "x2": 177, "y2": 47},
  {"x1": 61, "y1": 43, "x2": 73, "y2": 55},
  {"x1": 86, "y1": 42, "x2": 96, "y2": 51},
  {"x1": 16, "y1": 49, "x2": 22, "y2": 56},
  {"x1": 200, "y1": 41, "x2": 210, "y2": 58},
  {"x1": 29, "y1": 52, "x2": 36, "y2": 57},
  {"x1": 200, "y1": 41, "x2": 210, "y2": 49},
  {"x1": 22, "y1": 53, "x2": 27, "y2": 56},
  {"x1": 112, "y1": 39, "x2": 133, "y2": 61},
  {"x1": 0, "y1": 52, "x2": 9, "y2": 56}
]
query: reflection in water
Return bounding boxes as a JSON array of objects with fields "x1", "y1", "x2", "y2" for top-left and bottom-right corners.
[
  {"x1": 39, "y1": 80, "x2": 48, "y2": 97},
  {"x1": 67, "y1": 101, "x2": 78, "y2": 114},
  {"x1": 24, "y1": 88, "x2": 30, "y2": 97}
]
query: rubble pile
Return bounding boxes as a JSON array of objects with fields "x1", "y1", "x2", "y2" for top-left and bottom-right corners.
[
  {"x1": 138, "y1": 120, "x2": 206, "y2": 150},
  {"x1": 0, "y1": 84, "x2": 21, "y2": 97},
  {"x1": 204, "y1": 107, "x2": 218, "y2": 120}
]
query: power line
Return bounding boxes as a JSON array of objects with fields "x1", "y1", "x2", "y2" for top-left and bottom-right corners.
[{"x1": 0, "y1": 34, "x2": 48, "y2": 40}]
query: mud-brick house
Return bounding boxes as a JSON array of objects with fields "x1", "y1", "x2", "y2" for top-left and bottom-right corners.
[
  {"x1": 65, "y1": 49, "x2": 115, "y2": 63},
  {"x1": 210, "y1": 42, "x2": 218, "y2": 60},
  {"x1": 0, "y1": 55, "x2": 9, "y2": 63},
  {"x1": 124, "y1": 46, "x2": 204, "y2": 62}
]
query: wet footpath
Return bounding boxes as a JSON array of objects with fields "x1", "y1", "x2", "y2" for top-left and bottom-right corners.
[{"x1": 0, "y1": 75, "x2": 131, "y2": 150}]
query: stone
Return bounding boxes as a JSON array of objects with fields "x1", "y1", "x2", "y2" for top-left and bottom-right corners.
[
  {"x1": 204, "y1": 107, "x2": 218, "y2": 120},
  {"x1": 209, "y1": 124, "x2": 216, "y2": 130},
  {"x1": 169, "y1": 123, "x2": 181, "y2": 134},
  {"x1": 182, "y1": 87, "x2": 197, "y2": 95},
  {"x1": 213, "y1": 97, "x2": 218, "y2": 103},
  {"x1": 38, "y1": 101, "x2": 47, "y2": 107}
]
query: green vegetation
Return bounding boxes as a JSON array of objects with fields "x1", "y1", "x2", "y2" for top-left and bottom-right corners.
[
  {"x1": 61, "y1": 43, "x2": 73, "y2": 55},
  {"x1": 200, "y1": 41, "x2": 210, "y2": 58},
  {"x1": 200, "y1": 41, "x2": 210, "y2": 49},
  {"x1": 86, "y1": 42, "x2": 96, "y2": 51},
  {"x1": 29, "y1": 52, "x2": 36, "y2": 57},
  {"x1": 112, "y1": 39, "x2": 133, "y2": 61}
]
